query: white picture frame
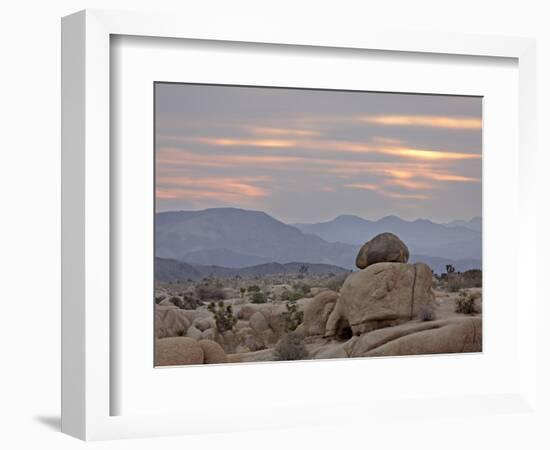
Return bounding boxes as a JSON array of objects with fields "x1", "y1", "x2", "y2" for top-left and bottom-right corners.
[{"x1": 61, "y1": 9, "x2": 537, "y2": 441}]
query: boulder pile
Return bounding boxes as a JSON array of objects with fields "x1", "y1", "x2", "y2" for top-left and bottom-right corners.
[{"x1": 155, "y1": 232, "x2": 482, "y2": 365}]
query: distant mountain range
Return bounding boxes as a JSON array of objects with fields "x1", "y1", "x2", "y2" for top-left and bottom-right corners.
[
  {"x1": 156, "y1": 208, "x2": 355, "y2": 269},
  {"x1": 155, "y1": 257, "x2": 350, "y2": 282},
  {"x1": 294, "y1": 214, "x2": 482, "y2": 261},
  {"x1": 155, "y1": 208, "x2": 481, "y2": 275},
  {"x1": 444, "y1": 217, "x2": 482, "y2": 232}
]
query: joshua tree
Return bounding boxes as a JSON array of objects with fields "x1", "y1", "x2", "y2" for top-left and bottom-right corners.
[
  {"x1": 282, "y1": 297, "x2": 304, "y2": 332},
  {"x1": 207, "y1": 301, "x2": 237, "y2": 333}
]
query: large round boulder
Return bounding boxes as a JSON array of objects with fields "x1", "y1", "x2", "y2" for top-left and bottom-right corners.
[
  {"x1": 193, "y1": 317, "x2": 213, "y2": 332},
  {"x1": 302, "y1": 290, "x2": 339, "y2": 337},
  {"x1": 198, "y1": 339, "x2": 227, "y2": 364},
  {"x1": 155, "y1": 337, "x2": 204, "y2": 366},
  {"x1": 154, "y1": 305, "x2": 191, "y2": 338},
  {"x1": 201, "y1": 328, "x2": 217, "y2": 341},
  {"x1": 355, "y1": 232, "x2": 409, "y2": 269},
  {"x1": 186, "y1": 325, "x2": 203, "y2": 341},
  {"x1": 249, "y1": 311, "x2": 269, "y2": 334},
  {"x1": 236, "y1": 327, "x2": 265, "y2": 352},
  {"x1": 326, "y1": 262, "x2": 434, "y2": 337}
]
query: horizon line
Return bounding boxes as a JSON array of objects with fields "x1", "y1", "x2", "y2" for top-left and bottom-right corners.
[{"x1": 155, "y1": 206, "x2": 481, "y2": 225}]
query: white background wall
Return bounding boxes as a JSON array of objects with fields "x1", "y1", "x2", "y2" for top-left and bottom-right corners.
[{"x1": 0, "y1": 1, "x2": 548, "y2": 449}]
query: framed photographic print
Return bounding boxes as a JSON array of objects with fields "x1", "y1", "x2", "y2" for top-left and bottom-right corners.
[
  {"x1": 61, "y1": 9, "x2": 538, "y2": 441},
  {"x1": 153, "y1": 82, "x2": 483, "y2": 367}
]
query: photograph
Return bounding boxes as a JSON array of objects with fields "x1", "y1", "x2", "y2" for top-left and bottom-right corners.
[{"x1": 153, "y1": 83, "x2": 483, "y2": 366}]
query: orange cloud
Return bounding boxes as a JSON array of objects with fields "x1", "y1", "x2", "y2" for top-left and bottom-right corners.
[
  {"x1": 345, "y1": 183, "x2": 430, "y2": 200},
  {"x1": 246, "y1": 126, "x2": 320, "y2": 137},
  {"x1": 194, "y1": 137, "x2": 296, "y2": 148},
  {"x1": 425, "y1": 173, "x2": 479, "y2": 182},
  {"x1": 157, "y1": 147, "x2": 479, "y2": 203},
  {"x1": 157, "y1": 176, "x2": 269, "y2": 203},
  {"x1": 196, "y1": 135, "x2": 479, "y2": 162},
  {"x1": 162, "y1": 133, "x2": 480, "y2": 165},
  {"x1": 303, "y1": 160, "x2": 479, "y2": 184},
  {"x1": 390, "y1": 178, "x2": 434, "y2": 190},
  {"x1": 381, "y1": 147, "x2": 481, "y2": 161},
  {"x1": 157, "y1": 148, "x2": 301, "y2": 169},
  {"x1": 361, "y1": 115, "x2": 482, "y2": 130}
]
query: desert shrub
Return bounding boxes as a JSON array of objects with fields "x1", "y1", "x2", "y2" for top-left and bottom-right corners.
[
  {"x1": 280, "y1": 290, "x2": 303, "y2": 302},
  {"x1": 273, "y1": 331, "x2": 308, "y2": 361},
  {"x1": 195, "y1": 284, "x2": 225, "y2": 302},
  {"x1": 461, "y1": 269, "x2": 483, "y2": 288},
  {"x1": 168, "y1": 296, "x2": 185, "y2": 308},
  {"x1": 239, "y1": 287, "x2": 246, "y2": 298},
  {"x1": 447, "y1": 274, "x2": 467, "y2": 292},
  {"x1": 418, "y1": 304, "x2": 436, "y2": 321},
  {"x1": 250, "y1": 291, "x2": 267, "y2": 304},
  {"x1": 292, "y1": 282, "x2": 311, "y2": 296},
  {"x1": 281, "y1": 297, "x2": 304, "y2": 332},
  {"x1": 444, "y1": 269, "x2": 482, "y2": 292},
  {"x1": 247, "y1": 285, "x2": 261, "y2": 293},
  {"x1": 155, "y1": 294, "x2": 166, "y2": 304},
  {"x1": 207, "y1": 301, "x2": 237, "y2": 333},
  {"x1": 455, "y1": 290, "x2": 477, "y2": 314},
  {"x1": 180, "y1": 293, "x2": 203, "y2": 310},
  {"x1": 300, "y1": 284, "x2": 311, "y2": 296}
]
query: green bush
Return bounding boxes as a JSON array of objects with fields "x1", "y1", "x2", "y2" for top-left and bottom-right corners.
[
  {"x1": 292, "y1": 282, "x2": 311, "y2": 296},
  {"x1": 247, "y1": 285, "x2": 261, "y2": 293},
  {"x1": 207, "y1": 301, "x2": 237, "y2": 333},
  {"x1": 273, "y1": 331, "x2": 308, "y2": 361},
  {"x1": 418, "y1": 304, "x2": 436, "y2": 321},
  {"x1": 168, "y1": 296, "x2": 185, "y2": 308},
  {"x1": 195, "y1": 284, "x2": 225, "y2": 302},
  {"x1": 455, "y1": 290, "x2": 477, "y2": 314},
  {"x1": 280, "y1": 290, "x2": 303, "y2": 302},
  {"x1": 181, "y1": 293, "x2": 203, "y2": 310},
  {"x1": 250, "y1": 291, "x2": 267, "y2": 304}
]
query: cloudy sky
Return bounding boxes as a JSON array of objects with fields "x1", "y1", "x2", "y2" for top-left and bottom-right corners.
[{"x1": 155, "y1": 83, "x2": 482, "y2": 224}]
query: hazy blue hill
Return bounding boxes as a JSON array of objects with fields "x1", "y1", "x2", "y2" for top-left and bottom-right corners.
[
  {"x1": 294, "y1": 214, "x2": 482, "y2": 260},
  {"x1": 154, "y1": 257, "x2": 350, "y2": 281},
  {"x1": 444, "y1": 217, "x2": 482, "y2": 232},
  {"x1": 155, "y1": 208, "x2": 481, "y2": 274},
  {"x1": 154, "y1": 257, "x2": 203, "y2": 282},
  {"x1": 180, "y1": 248, "x2": 273, "y2": 268},
  {"x1": 155, "y1": 208, "x2": 356, "y2": 269}
]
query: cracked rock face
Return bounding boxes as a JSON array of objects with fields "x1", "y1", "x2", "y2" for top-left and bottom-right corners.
[
  {"x1": 355, "y1": 232, "x2": 409, "y2": 269},
  {"x1": 326, "y1": 262, "x2": 435, "y2": 337},
  {"x1": 351, "y1": 317, "x2": 482, "y2": 356},
  {"x1": 302, "y1": 290, "x2": 339, "y2": 337}
]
